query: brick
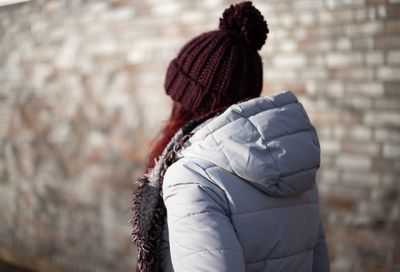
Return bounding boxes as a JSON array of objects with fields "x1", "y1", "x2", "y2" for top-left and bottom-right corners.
[
  {"x1": 350, "y1": 126, "x2": 373, "y2": 141},
  {"x1": 377, "y1": 67, "x2": 400, "y2": 80},
  {"x1": 293, "y1": 0, "x2": 324, "y2": 10},
  {"x1": 352, "y1": 37, "x2": 375, "y2": 49},
  {"x1": 386, "y1": 3, "x2": 400, "y2": 18},
  {"x1": 383, "y1": 144, "x2": 400, "y2": 159},
  {"x1": 377, "y1": 5, "x2": 387, "y2": 17},
  {"x1": 151, "y1": 1, "x2": 181, "y2": 16},
  {"x1": 326, "y1": 195, "x2": 356, "y2": 211},
  {"x1": 300, "y1": 68, "x2": 329, "y2": 79},
  {"x1": 264, "y1": 70, "x2": 298, "y2": 81},
  {"x1": 318, "y1": 11, "x2": 335, "y2": 24},
  {"x1": 334, "y1": 9, "x2": 354, "y2": 22},
  {"x1": 316, "y1": 40, "x2": 334, "y2": 51},
  {"x1": 326, "y1": 52, "x2": 363, "y2": 67},
  {"x1": 345, "y1": 96, "x2": 373, "y2": 109},
  {"x1": 92, "y1": 40, "x2": 118, "y2": 55},
  {"x1": 385, "y1": 19, "x2": 400, "y2": 33},
  {"x1": 375, "y1": 128, "x2": 400, "y2": 142},
  {"x1": 370, "y1": 6, "x2": 381, "y2": 20},
  {"x1": 346, "y1": 82, "x2": 384, "y2": 97},
  {"x1": 374, "y1": 98, "x2": 400, "y2": 110},
  {"x1": 298, "y1": 12, "x2": 316, "y2": 25},
  {"x1": 308, "y1": 54, "x2": 325, "y2": 65},
  {"x1": 273, "y1": 28, "x2": 289, "y2": 39},
  {"x1": 296, "y1": 28, "x2": 310, "y2": 40},
  {"x1": 342, "y1": 141, "x2": 380, "y2": 156},
  {"x1": 180, "y1": 10, "x2": 206, "y2": 24},
  {"x1": 365, "y1": 51, "x2": 384, "y2": 66},
  {"x1": 109, "y1": 8, "x2": 135, "y2": 21},
  {"x1": 305, "y1": 80, "x2": 321, "y2": 96},
  {"x1": 365, "y1": 111, "x2": 400, "y2": 127},
  {"x1": 381, "y1": 174, "x2": 397, "y2": 187},
  {"x1": 343, "y1": 111, "x2": 365, "y2": 125},
  {"x1": 345, "y1": 21, "x2": 384, "y2": 36},
  {"x1": 326, "y1": 0, "x2": 365, "y2": 8},
  {"x1": 366, "y1": 0, "x2": 386, "y2": 4},
  {"x1": 336, "y1": 155, "x2": 372, "y2": 170},
  {"x1": 280, "y1": 40, "x2": 297, "y2": 52},
  {"x1": 273, "y1": 54, "x2": 307, "y2": 67},
  {"x1": 55, "y1": 38, "x2": 79, "y2": 69},
  {"x1": 310, "y1": 26, "x2": 342, "y2": 39},
  {"x1": 321, "y1": 140, "x2": 341, "y2": 154},
  {"x1": 342, "y1": 171, "x2": 380, "y2": 186},
  {"x1": 376, "y1": 35, "x2": 400, "y2": 49},
  {"x1": 332, "y1": 186, "x2": 371, "y2": 207},
  {"x1": 384, "y1": 82, "x2": 400, "y2": 97},
  {"x1": 336, "y1": 38, "x2": 352, "y2": 51},
  {"x1": 310, "y1": 109, "x2": 342, "y2": 123},
  {"x1": 333, "y1": 126, "x2": 346, "y2": 139},
  {"x1": 387, "y1": 50, "x2": 400, "y2": 64},
  {"x1": 280, "y1": 14, "x2": 295, "y2": 27},
  {"x1": 326, "y1": 81, "x2": 346, "y2": 97},
  {"x1": 370, "y1": 188, "x2": 399, "y2": 204},
  {"x1": 254, "y1": 3, "x2": 276, "y2": 13},
  {"x1": 88, "y1": 2, "x2": 108, "y2": 12},
  {"x1": 334, "y1": 68, "x2": 374, "y2": 81},
  {"x1": 201, "y1": 0, "x2": 225, "y2": 9},
  {"x1": 320, "y1": 169, "x2": 339, "y2": 184},
  {"x1": 354, "y1": 8, "x2": 369, "y2": 21}
]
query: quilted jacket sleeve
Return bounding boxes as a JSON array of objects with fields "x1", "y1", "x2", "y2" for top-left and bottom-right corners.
[
  {"x1": 312, "y1": 222, "x2": 330, "y2": 272},
  {"x1": 162, "y1": 160, "x2": 246, "y2": 272}
]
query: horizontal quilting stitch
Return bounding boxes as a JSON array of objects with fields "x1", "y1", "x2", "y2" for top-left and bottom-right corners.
[
  {"x1": 231, "y1": 201, "x2": 318, "y2": 216},
  {"x1": 246, "y1": 247, "x2": 314, "y2": 264},
  {"x1": 266, "y1": 127, "x2": 312, "y2": 143},
  {"x1": 182, "y1": 247, "x2": 243, "y2": 259},
  {"x1": 175, "y1": 211, "x2": 226, "y2": 223},
  {"x1": 279, "y1": 165, "x2": 319, "y2": 178},
  {"x1": 163, "y1": 182, "x2": 207, "y2": 190}
]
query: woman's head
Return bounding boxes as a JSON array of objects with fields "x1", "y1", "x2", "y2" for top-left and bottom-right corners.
[
  {"x1": 164, "y1": 1, "x2": 269, "y2": 114},
  {"x1": 146, "y1": 1, "x2": 269, "y2": 170}
]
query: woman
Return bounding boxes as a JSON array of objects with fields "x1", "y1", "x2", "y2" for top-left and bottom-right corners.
[{"x1": 131, "y1": 1, "x2": 330, "y2": 271}]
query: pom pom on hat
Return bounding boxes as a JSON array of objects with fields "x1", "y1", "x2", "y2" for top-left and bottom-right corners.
[{"x1": 219, "y1": 1, "x2": 269, "y2": 50}]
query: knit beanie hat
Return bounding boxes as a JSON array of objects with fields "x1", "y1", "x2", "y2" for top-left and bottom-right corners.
[{"x1": 164, "y1": 1, "x2": 269, "y2": 114}]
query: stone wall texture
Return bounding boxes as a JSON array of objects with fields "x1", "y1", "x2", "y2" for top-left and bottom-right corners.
[{"x1": 0, "y1": 0, "x2": 399, "y2": 271}]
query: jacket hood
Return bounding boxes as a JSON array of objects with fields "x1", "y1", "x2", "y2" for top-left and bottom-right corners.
[{"x1": 178, "y1": 90, "x2": 321, "y2": 197}]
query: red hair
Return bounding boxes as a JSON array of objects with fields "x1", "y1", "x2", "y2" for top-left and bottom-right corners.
[{"x1": 145, "y1": 102, "x2": 200, "y2": 172}]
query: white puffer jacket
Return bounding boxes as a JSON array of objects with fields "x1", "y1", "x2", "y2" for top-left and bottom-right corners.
[{"x1": 160, "y1": 91, "x2": 330, "y2": 272}]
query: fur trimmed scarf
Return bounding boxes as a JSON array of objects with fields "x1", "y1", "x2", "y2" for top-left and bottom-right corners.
[{"x1": 131, "y1": 108, "x2": 226, "y2": 272}]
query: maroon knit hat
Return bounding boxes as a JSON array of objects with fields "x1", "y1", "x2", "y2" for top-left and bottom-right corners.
[{"x1": 164, "y1": 1, "x2": 269, "y2": 114}]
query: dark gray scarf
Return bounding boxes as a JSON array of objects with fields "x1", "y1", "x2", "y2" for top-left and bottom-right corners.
[{"x1": 131, "y1": 108, "x2": 225, "y2": 272}]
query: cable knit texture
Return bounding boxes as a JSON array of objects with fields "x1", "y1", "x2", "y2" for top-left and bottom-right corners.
[{"x1": 164, "y1": 1, "x2": 269, "y2": 114}]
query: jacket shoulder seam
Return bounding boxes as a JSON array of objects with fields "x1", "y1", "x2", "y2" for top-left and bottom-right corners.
[{"x1": 164, "y1": 158, "x2": 232, "y2": 216}]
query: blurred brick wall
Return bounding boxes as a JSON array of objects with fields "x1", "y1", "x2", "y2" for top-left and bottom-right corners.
[{"x1": 0, "y1": 0, "x2": 399, "y2": 271}]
